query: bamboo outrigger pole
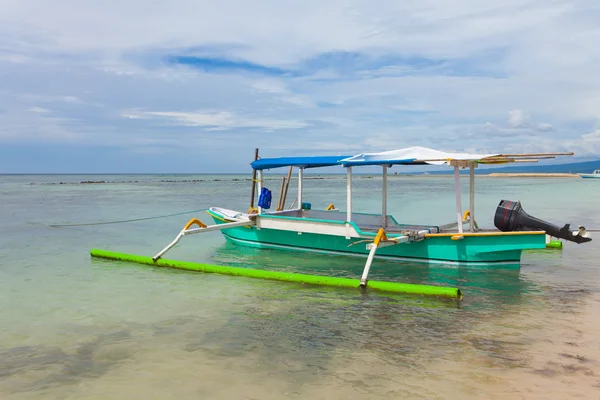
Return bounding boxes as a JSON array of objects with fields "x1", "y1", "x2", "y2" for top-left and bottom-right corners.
[
  {"x1": 249, "y1": 148, "x2": 259, "y2": 213},
  {"x1": 497, "y1": 152, "x2": 574, "y2": 157},
  {"x1": 413, "y1": 152, "x2": 574, "y2": 164},
  {"x1": 277, "y1": 176, "x2": 286, "y2": 211},
  {"x1": 280, "y1": 166, "x2": 293, "y2": 210}
]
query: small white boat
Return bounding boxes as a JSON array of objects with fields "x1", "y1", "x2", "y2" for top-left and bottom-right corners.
[{"x1": 578, "y1": 170, "x2": 600, "y2": 179}]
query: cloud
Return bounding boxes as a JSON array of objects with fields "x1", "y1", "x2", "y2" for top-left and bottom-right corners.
[
  {"x1": 503, "y1": 110, "x2": 555, "y2": 133},
  {"x1": 131, "y1": 110, "x2": 310, "y2": 130},
  {"x1": 536, "y1": 122, "x2": 554, "y2": 132},
  {"x1": 0, "y1": 107, "x2": 82, "y2": 143},
  {"x1": 28, "y1": 107, "x2": 51, "y2": 114},
  {"x1": 250, "y1": 79, "x2": 314, "y2": 107},
  {"x1": 582, "y1": 129, "x2": 600, "y2": 141},
  {"x1": 508, "y1": 109, "x2": 530, "y2": 128},
  {"x1": 251, "y1": 80, "x2": 289, "y2": 94},
  {"x1": 1, "y1": 0, "x2": 600, "y2": 172}
]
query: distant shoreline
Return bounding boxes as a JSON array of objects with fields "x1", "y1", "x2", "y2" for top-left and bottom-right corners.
[
  {"x1": 486, "y1": 173, "x2": 580, "y2": 178},
  {"x1": 391, "y1": 173, "x2": 582, "y2": 178},
  {"x1": 0, "y1": 172, "x2": 589, "y2": 178},
  {"x1": 21, "y1": 173, "x2": 586, "y2": 185}
]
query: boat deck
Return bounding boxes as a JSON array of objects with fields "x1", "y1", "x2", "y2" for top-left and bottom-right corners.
[
  {"x1": 262, "y1": 209, "x2": 442, "y2": 234},
  {"x1": 211, "y1": 206, "x2": 503, "y2": 236}
]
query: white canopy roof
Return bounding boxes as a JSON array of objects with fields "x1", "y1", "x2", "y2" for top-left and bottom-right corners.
[{"x1": 340, "y1": 146, "x2": 500, "y2": 166}]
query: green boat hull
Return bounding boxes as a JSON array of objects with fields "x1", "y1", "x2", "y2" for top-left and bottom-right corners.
[{"x1": 208, "y1": 211, "x2": 546, "y2": 266}]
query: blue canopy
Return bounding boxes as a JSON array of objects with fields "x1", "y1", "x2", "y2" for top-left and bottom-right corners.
[{"x1": 251, "y1": 155, "x2": 351, "y2": 170}]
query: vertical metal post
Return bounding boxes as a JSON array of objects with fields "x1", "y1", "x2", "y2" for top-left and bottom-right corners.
[
  {"x1": 454, "y1": 165, "x2": 463, "y2": 234},
  {"x1": 346, "y1": 167, "x2": 353, "y2": 222},
  {"x1": 298, "y1": 168, "x2": 304, "y2": 208},
  {"x1": 257, "y1": 170, "x2": 263, "y2": 214},
  {"x1": 469, "y1": 164, "x2": 475, "y2": 232},
  {"x1": 382, "y1": 165, "x2": 388, "y2": 227},
  {"x1": 249, "y1": 148, "x2": 259, "y2": 209}
]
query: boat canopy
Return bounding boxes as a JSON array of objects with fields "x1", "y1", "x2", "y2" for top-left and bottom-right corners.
[
  {"x1": 251, "y1": 155, "x2": 352, "y2": 170},
  {"x1": 251, "y1": 146, "x2": 573, "y2": 170},
  {"x1": 339, "y1": 146, "x2": 499, "y2": 166}
]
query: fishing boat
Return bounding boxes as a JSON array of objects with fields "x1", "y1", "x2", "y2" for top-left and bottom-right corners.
[
  {"x1": 578, "y1": 169, "x2": 600, "y2": 179},
  {"x1": 153, "y1": 147, "x2": 592, "y2": 285}
]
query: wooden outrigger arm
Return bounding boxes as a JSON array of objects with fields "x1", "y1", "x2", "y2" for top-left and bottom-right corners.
[{"x1": 152, "y1": 217, "x2": 255, "y2": 261}]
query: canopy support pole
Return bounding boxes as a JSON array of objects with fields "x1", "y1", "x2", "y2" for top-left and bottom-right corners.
[
  {"x1": 298, "y1": 168, "x2": 304, "y2": 208},
  {"x1": 347, "y1": 167, "x2": 352, "y2": 222},
  {"x1": 249, "y1": 148, "x2": 259, "y2": 212},
  {"x1": 257, "y1": 170, "x2": 263, "y2": 214},
  {"x1": 454, "y1": 165, "x2": 463, "y2": 234},
  {"x1": 469, "y1": 164, "x2": 475, "y2": 232},
  {"x1": 382, "y1": 165, "x2": 388, "y2": 227}
]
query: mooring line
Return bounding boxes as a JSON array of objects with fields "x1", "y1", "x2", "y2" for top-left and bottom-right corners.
[{"x1": 49, "y1": 208, "x2": 209, "y2": 228}]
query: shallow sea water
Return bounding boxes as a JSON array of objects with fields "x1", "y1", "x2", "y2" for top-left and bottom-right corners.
[{"x1": 1, "y1": 174, "x2": 599, "y2": 399}]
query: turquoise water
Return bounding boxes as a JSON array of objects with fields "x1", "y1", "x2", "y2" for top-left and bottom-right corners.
[{"x1": 1, "y1": 174, "x2": 600, "y2": 399}]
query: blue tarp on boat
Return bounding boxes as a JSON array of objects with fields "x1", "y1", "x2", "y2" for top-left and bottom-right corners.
[{"x1": 251, "y1": 156, "x2": 351, "y2": 170}]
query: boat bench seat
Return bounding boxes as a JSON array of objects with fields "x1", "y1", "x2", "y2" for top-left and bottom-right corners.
[{"x1": 261, "y1": 209, "x2": 440, "y2": 234}]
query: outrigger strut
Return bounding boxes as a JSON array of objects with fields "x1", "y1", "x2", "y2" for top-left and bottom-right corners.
[
  {"x1": 152, "y1": 217, "x2": 255, "y2": 261},
  {"x1": 359, "y1": 228, "x2": 403, "y2": 288}
]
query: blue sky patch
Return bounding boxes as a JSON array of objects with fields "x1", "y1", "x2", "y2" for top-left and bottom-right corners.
[
  {"x1": 166, "y1": 48, "x2": 505, "y2": 80},
  {"x1": 165, "y1": 48, "x2": 450, "y2": 78},
  {"x1": 166, "y1": 55, "x2": 289, "y2": 76}
]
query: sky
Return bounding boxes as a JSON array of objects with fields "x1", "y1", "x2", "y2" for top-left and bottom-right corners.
[{"x1": 1, "y1": 0, "x2": 600, "y2": 173}]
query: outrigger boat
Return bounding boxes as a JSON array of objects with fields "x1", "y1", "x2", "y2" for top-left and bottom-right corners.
[{"x1": 153, "y1": 147, "x2": 591, "y2": 287}]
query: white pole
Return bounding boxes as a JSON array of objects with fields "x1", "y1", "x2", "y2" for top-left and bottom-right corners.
[
  {"x1": 257, "y1": 170, "x2": 263, "y2": 214},
  {"x1": 382, "y1": 165, "x2": 388, "y2": 227},
  {"x1": 454, "y1": 165, "x2": 463, "y2": 234},
  {"x1": 298, "y1": 168, "x2": 303, "y2": 208},
  {"x1": 469, "y1": 164, "x2": 475, "y2": 232},
  {"x1": 360, "y1": 243, "x2": 378, "y2": 287},
  {"x1": 346, "y1": 167, "x2": 352, "y2": 222}
]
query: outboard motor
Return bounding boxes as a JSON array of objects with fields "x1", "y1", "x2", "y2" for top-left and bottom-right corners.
[{"x1": 494, "y1": 200, "x2": 592, "y2": 244}]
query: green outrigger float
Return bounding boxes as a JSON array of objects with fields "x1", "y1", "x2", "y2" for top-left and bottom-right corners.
[{"x1": 152, "y1": 146, "x2": 592, "y2": 289}]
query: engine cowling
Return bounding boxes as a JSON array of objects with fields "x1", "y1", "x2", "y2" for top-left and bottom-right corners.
[{"x1": 494, "y1": 200, "x2": 592, "y2": 244}]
